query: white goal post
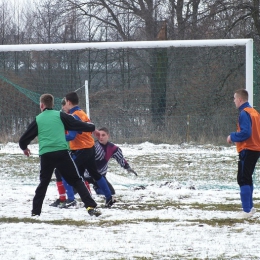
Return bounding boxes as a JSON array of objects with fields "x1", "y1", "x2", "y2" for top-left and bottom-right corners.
[{"x1": 0, "y1": 39, "x2": 254, "y2": 106}]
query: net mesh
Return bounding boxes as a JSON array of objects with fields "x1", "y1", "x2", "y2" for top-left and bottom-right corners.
[{"x1": 0, "y1": 44, "x2": 256, "y2": 144}]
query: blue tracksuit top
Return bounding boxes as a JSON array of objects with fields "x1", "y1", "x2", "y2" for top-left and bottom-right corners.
[{"x1": 230, "y1": 102, "x2": 252, "y2": 143}]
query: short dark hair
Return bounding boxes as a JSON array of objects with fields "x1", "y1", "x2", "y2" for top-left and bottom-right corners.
[
  {"x1": 235, "y1": 89, "x2": 248, "y2": 101},
  {"x1": 40, "y1": 94, "x2": 54, "y2": 108},
  {"x1": 65, "y1": 92, "x2": 79, "y2": 105},
  {"x1": 98, "y1": 127, "x2": 109, "y2": 135}
]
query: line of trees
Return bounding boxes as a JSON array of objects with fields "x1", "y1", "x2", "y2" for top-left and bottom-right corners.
[{"x1": 1, "y1": 1, "x2": 259, "y2": 45}]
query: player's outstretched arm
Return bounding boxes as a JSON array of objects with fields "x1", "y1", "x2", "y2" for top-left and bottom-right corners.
[
  {"x1": 60, "y1": 112, "x2": 95, "y2": 132},
  {"x1": 126, "y1": 167, "x2": 138, "y2": 176}
]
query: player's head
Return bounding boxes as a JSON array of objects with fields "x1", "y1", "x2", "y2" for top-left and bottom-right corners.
[
  {"x1": 40, "y1": 94, "x2": 54, "y2": 111},
  {"x1": 61, "y1": 97, "x2": 69, "y2": 113},
  {"x1": 65, "y1": 92, "x2": 79, "y2": 105},
  {"x1": 234, "y1": 89, "x2": 248, "y2": 108},
  {"x1": 98, "y1": 127, "x2": 110, "y2": 145}
]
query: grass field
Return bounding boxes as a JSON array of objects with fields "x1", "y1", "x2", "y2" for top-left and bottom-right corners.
[{"x1": 0, "y1": 142, "x2": 260, "y2": 260}]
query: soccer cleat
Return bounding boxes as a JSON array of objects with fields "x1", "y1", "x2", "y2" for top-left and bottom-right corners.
[
  {"x1": 105, "y1": 196, "x2": 116, "y2": 208},
  {"x1": 235, "y1": 211, "x2": 253, "y2": 219},
  {"x1": 59, "y1": 199, "x2": 77, "y2": 209},
  {"x1": 49, "y1": 199, "x2": 65, "y2": 207},
  {"x1": 250, "y1": 207, "x2": 256, "y2": 214},
  {"x1": 87, "y1": 207, "x2": 102, "y2": 217}
]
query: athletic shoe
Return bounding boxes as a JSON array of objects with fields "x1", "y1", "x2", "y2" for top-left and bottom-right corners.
[
  {"x1": 235, "y1": 211, "x2": 253, "y2": 219},
  {"x1": 59, "y1": 199, "x2": 77, "y2": 209},
  {"x1": 105, "y1": 196, "x2": 116, "y2": 208},
  {"x1": 87, "y1": 207, "x2": 102, "y2": 217},
  {"x1": 250, "y1": 207, "x2": 256, "y2": 214},
  {"x1": 49, "y1": 199, "x2": 65, "y2": 207},
  {"x1": 58, "y1": 201, "x2": 67, "y2": 208}
]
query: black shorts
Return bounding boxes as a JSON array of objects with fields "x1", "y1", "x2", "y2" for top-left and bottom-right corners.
[{"x1": 237, "y1": 149, "x2": 260, "y2": 186}]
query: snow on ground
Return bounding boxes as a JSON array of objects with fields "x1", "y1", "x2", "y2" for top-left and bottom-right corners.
[{"x1": 0, "y1": 142, "x2": 260, "y2": 259}]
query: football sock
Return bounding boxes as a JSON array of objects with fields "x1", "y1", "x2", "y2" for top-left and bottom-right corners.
[{"x1": 56, "y1": 181, "x2": 66, "y2": 202}]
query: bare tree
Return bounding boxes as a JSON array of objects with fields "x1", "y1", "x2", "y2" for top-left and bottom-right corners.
[
  {"x1": 2, "y1": 0, "x2": 260, "y2": 142},
  {"x1": 0, "y1": 1, "x2": 16, "y2": 45}
]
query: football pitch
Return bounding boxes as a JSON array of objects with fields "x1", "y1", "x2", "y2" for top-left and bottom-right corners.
[{"x1": 0, "y1": 142, "x2": 260, "y2": 260}]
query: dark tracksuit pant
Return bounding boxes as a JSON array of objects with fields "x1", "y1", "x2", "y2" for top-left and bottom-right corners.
[
  {"x1": 32, "y1": 150, "x2": 96, "y2": 215},
  {"x1": 71, "y1": 146, "x2": 113, "y2": 201},
  {"x1": 237, "y1": 149, "x2": 260, "y2": 186},
  {"x1": 54, "y1": 168, "x2": 62, "y2": 182},
  {"x1": 71, "y1": 146, "x2": 102, "y2": 181},
  {"x1": 237, "y1": 149, "x2": 260, "y2": 212}
]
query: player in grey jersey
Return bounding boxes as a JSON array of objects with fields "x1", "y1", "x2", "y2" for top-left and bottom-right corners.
[{"x1": 84, "y1": 127, "x2": 138, "y2": 195}]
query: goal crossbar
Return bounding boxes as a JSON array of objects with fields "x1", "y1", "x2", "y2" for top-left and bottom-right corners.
[{"x1": 0, "y1": 38, "x2": 254, "y2": 105}]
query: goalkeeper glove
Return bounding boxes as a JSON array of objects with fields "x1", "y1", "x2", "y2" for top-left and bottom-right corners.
[{"x1": 127, "y1": 167, "x2": 138, "y2": 176}]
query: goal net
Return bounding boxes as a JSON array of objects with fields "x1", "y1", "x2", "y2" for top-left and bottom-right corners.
[{"x1": 0, "y1": 39, "x2": 256, "y2": 144}]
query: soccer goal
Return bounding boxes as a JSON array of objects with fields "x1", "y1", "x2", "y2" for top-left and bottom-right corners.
[{"x1": 0, "y1": 39, "x2": 255, "y2": 144}]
